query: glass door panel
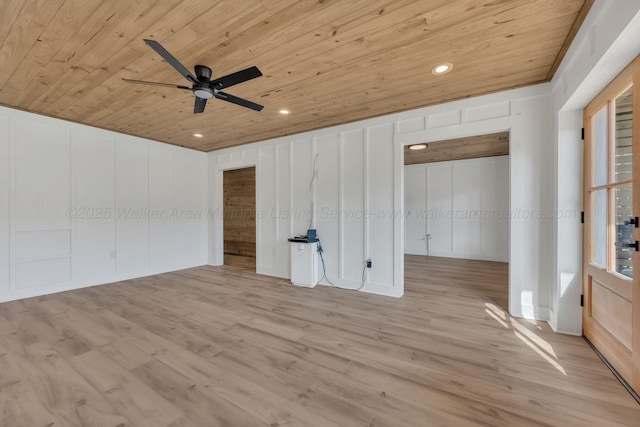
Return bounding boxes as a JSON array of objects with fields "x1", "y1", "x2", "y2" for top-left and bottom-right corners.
[
  {"x1": 594, "y1": 107, "x2": 608, "y2": 187},
  {"x1": 592, "y1": 189, "x2": 608, "y2": 267},
  {"x1": 615, "y1": 185, "x2": 633, "y2": 278},
  {"x1": 615, "y1": 87, "x2": 633, "y2": 183}
]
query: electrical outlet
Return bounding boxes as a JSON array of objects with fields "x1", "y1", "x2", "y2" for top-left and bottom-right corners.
[{"x1": 366, "y1": 258, "x2": 372, "y2": 268}]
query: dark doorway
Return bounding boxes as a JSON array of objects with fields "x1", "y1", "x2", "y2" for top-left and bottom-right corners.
[{"x1": 223, "y1": 167, "x2": 256, "y2": 269}]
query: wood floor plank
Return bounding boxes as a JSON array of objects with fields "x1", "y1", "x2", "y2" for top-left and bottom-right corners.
[
  {"x1": 70, "y1": 349, "x2": 185, "y2": 427},
  {"x1": 22, "y1": 343, "x2": 131, "y2": 427},
  {"x1": 0, "y1": 255, "x2": 638, "y2": 425},
  {"x1": 130, "y1": 358, "x2": 267, "y2": 427}
]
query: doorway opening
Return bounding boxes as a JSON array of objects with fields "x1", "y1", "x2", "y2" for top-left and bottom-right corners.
[
  {"x1": 403, "y1": 132, "x2": 510, "y2": 310},
  {"x1": 223, "y1": 167, "x2": 256, "y2": 270}
]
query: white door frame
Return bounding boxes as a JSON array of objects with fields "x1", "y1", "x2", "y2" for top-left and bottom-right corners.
[
  {"x1": 209, "y1": 158, "x2": 258, "y2": 267},
  {"x1": 393, "y1": 119, "x2": 513, "y2": 312}
]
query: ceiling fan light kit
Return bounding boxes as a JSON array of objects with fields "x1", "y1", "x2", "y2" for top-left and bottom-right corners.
[{"x1": 122, "y1": 39, "x2": 264, "y2": 114}]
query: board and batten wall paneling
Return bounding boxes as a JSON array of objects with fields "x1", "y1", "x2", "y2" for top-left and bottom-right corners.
[
  {"x1": 209, "y1": 84, "x2": 553, "y2": 305},
  {"x1": 173, "y1": 149, "x2": 207, "y2": 269},
  {"x1": 482, "y1": 156, "x2": 510, "y2": 258},
  {"x1": 71, "y1": 131, "x2": 116, "y2": 280},
  {"x1": 148, "y1": 144, "x2": 174, "y2": 271},
  {"x1": 452, "y1": 160, "x2": 484, "y2": 256},
  {"x1": 14, "y1": 120, "x2": 71, "y2": 288},
  {"x1": 291, "y1": 139, "x2": 313, "y2": 238},
  {"x1": 395, "y1": 88, "x2": 553, "y2": 318},
  {"x1": 116, "y1": 138, "x2": 149, "y2": 274},
  {"x1": 404, "y1": 157, "x2": 509, "y2": 262},
  {"x1": 0, "y1": 106, "x2": 207, "y2": 303},
  {"x1": 367, "y1": 124, "x2": 395, "y2": 289},
  {"x1": 341, "y1": 129, "x2": 366, "y2": 282},
  {"x1": 404, "y1": 165, "x2": 426, "y2": 255},
  {"x1": 314, "y1": 134, "x2": 341, "y2": 282},
  {"x1": 275, "y1": 143, "x2": 292, "y2": 277},
  {"x1": 258, "y1": 145, "x2": 277, "y2": 272},
  {"x1": 209, "y1": 123, "x2": 395, "y2": 294},
  {"x1": 426, "y1": 163, "x2": 453, "y2": 256}
]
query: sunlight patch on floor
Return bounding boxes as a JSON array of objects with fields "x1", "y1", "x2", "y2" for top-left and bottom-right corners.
[{"x1": 485, "y1": 302, "x2": 566, "y2": 375}]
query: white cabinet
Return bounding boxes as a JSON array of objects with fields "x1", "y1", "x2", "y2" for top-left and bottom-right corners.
[{"x1": 290, "y1": 241, "x2": 318, "y2": 287}]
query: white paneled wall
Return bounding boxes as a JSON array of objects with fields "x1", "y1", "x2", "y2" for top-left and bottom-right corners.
[
  {"x1": 342, "y1": 129, "x2": 366, "y2": 282},
  {"x1": 14, "y1": 121, "x2": 71, "y2": 288},
  {"x1": 426, "y1": 163, "x2": 452, "y2": 254},
  {"x1": 116, "y1": 139, "x2": 150, "y2": 274},
  {"x1": 395, "y1": 88, "x2": 554, "y2": 319},
  {"x1": 209, "y1": 85, "x2": 554, "y2": 312},
  {"x1": 209, "y1": 123, "x2": 399, "y2": 297},
  {"x1": 368, "y1": 124, "x2": 395, "y2": 288},
  {"x1": 210, "y1": 85, "x2": 554, "y2": 305},
  {"x1": 482, "y1": 157, "x2": 510, "y2": 258},
  {"x1": 71, "y1": 131, "x2": 115, "y2": 280},
  {"x1": 404, "y1": 156, "x2": 509, "y2": 262},
  {"x1": 149, "y1": 144, "x2": 175, "y2": 270},
  {"x1": 0, "y1": 106, "x2": 207, "y2": 303}
]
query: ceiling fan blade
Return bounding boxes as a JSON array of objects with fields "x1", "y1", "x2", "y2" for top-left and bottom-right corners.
[
  {"x1": 215, "y1": 91, "x2": 264, "y2": 111},
  {"x1": 194, "y1": 96, "x2": 207, "y2": 114},
  {"x1": 122, "y1": 78, "x2": 190, "y2": 90},
  {"x1": 144, "y1": 39, "x2": 198, "y2": 84},
  {"x1": 211, "y1": 66, "x2": 262, "y2": 89}
]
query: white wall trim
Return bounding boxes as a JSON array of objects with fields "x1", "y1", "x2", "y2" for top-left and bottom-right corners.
[
  {"x1": 0, "y1": 262, "x2": 203, "y2": 304},
  {"x1": 392, "y1": 86, "x2": 554, "y2": 321},
  {"x1": 393, "y1": 125, "x2": 405, "y2": 298}
]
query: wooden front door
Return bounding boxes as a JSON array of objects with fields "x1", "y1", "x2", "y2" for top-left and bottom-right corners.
[{"x1": 583, "y1": 54, "x2": 640, "y2": 394}]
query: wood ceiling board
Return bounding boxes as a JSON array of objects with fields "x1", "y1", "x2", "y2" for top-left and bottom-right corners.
[
  {"x1": 0, "y1": 0, "x2": 590, "y2": 151},
  {"x1": 404, "y1": 132, "x2": 510, "y2": 165},
  {"x1": 547, "y1": 0, "x2": 595, "y2": 80},
  {"x1": 24, "y1": 0, "x2": 299, "y2": 114},
  {"x1": 70, "y1": 0, "x2": 568, "y2": 124}
]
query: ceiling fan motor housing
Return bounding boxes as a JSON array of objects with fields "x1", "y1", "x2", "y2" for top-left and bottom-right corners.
[
  {"x1": 193, "y1": 65, "x2": 214, "y2": 99},
  {"x1": 194, "y1": 65, "x2": 212, "y2": 81}
]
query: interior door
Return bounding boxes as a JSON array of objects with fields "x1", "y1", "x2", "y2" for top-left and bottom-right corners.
[{"x1": 583, "y1": 55, "x2": 640, "y2": 394}]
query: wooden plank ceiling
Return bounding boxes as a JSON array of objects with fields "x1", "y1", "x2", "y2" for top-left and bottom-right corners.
[
  {"x1": 0, "y1": 0, "x2": 591, "y2": 152},
  {"x1": 404, "y1": 131, "x2": 509, "y2": 165}
]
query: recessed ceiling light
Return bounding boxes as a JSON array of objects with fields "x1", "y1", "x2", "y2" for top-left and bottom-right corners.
[
  {"x1": 193, "y1": 133, "x2": 203, "y2": 138},
  {"x1": 279, "y1": 109, "x2": 290, "y2": 115},
  {"x1": 431, "y1": 63, "x2": 453, "y2": 75},
  {"x1": 409, "y1": 144, "x2": 427, "y2": 150}
]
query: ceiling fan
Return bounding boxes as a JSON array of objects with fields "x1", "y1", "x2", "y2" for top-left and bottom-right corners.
[{"x1": 123, "y1": 39, "x2": 264, "y2": 114}]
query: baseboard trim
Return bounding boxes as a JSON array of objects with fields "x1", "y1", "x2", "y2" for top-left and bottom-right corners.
[
  {"x1": 583, "y1": 336, "x2": 640, "y2": 405},
  {"x1": 550, "y1": 326, "x2": 582, "y2": 337},
  {"x1": 0, "y1": 262, "x2": 206, "y2": 304}
]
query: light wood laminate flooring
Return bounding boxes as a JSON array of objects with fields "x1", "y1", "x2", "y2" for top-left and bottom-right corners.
[{"x1": 0, "y1": 255, "x2": 638, "y2": 426}]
